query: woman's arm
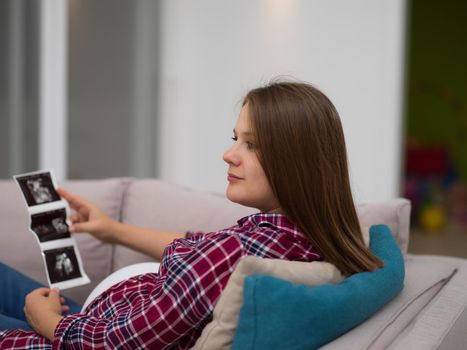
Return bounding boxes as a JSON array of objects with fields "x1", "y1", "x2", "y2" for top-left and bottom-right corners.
[
  {"x1": 110, "y1": 221, "x2": 184, "y2": 261},
  {"x1": 57, "y1": 188, "x2": 184, "y2": 261}
]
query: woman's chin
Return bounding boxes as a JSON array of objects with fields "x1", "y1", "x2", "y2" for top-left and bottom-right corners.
[
  {"x1": 226, "y1": 189, "x2": 246, "y2": 206},
  {"x1": 225, "y1": 189, "x2": 237, "y2": 203}
]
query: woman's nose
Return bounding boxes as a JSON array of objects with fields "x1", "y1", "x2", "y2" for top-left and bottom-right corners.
[{"x1": 223, "y1": 144, "x2": 240, "y2": 165}]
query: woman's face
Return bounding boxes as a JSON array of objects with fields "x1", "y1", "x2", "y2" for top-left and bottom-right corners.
[{"x1": 223, "y1": 105, "x2": 281, "y2": 213}]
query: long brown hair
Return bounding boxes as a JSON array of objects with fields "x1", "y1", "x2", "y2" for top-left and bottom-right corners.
[{"x1": 244, "y1": 80, "x2": 383, "y2": 275}]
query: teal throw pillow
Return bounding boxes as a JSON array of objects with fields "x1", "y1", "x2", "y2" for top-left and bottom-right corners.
[{"x1": 232, "y1": 224, "x2": 405, "y2": 350}]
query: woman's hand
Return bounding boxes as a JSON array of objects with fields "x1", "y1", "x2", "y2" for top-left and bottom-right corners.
[
  {"x1": 57, "y1": 188, "x2": 118, "y2": 243},
  {"x1": 24, "y1": 288, "x2": 67, "y2": 341},
  {"x1": 57, "y1": 188, "x2": 185, "y2": 260}
]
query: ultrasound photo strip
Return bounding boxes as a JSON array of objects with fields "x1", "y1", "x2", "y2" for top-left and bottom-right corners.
[{"x1": 13, "y1": 169, "x2": 90, "y2": 290}]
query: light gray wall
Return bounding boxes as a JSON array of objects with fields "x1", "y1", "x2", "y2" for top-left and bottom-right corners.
[{"x1": 157, "y1": 0, "x2": 407, "y2": 203}]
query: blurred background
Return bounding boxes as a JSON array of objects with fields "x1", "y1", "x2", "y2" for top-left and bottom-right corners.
[{"x1": 0, "y1": 0, "x2": 465, "y2": 257}]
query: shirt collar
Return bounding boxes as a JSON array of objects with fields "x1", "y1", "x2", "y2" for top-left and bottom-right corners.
[{"x1": 237, "y1": 212, "x2": 298, "y2": 230}]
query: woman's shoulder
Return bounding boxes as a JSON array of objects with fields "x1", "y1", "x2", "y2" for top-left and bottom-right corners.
[
  {"x1": 235, "y1": 212, "x2": 305, "y2": 238},
  {"x1": 216, "y1": 213, "x2": 312, "y2": 257}
]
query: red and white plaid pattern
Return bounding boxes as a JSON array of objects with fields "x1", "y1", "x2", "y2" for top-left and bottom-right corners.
[{"x1": 0, "y1": 213, "x2": 320, "y2": 349}]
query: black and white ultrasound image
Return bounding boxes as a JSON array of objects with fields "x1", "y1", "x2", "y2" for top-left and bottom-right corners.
[
  {"x1": 44, "y1": 246, "x2": 82, "y2": 283},
  {"x1": 31, "y1": 209, "x2": 71, "y2": 242},
  {"x1": 16, "y1": 172, "x2": 60, "y2": 206}
]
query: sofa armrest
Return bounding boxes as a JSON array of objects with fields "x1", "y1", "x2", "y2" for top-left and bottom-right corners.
[{"x1": 387, "y1": 255, "x2": 467, "y2": 350}]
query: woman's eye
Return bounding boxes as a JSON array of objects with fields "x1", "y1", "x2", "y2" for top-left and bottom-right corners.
[{"x1": 231, "y1": 136, "x2": 254, "y2": 149}]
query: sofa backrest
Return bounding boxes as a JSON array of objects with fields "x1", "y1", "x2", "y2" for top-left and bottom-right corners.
[{"x1": 0, "y1": 178, "x2": 410, "y2": 304}]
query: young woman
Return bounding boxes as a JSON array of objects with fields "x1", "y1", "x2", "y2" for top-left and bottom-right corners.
[{"x1": 0, "y1": 81, "x2": 382, "y2": 349}]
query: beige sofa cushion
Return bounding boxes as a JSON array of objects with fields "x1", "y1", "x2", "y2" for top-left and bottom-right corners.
[{"x1": 193, "y1": 256, "x2": 344, "y2": 350}]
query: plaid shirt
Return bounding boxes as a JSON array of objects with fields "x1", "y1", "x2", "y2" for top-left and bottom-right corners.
[{"x1": 0, "y1": 213, "x2": 321, "y2": 349}]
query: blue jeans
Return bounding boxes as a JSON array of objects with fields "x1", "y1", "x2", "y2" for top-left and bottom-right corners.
[{"x1": 0, "y1": 262, "x2": 82, "y2": 330}]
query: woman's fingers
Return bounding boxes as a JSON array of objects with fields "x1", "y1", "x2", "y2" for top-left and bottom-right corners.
[
  {"x1": 59, "y1": 297, "x2": 70, "y2": 312},
  {"x1": 70, "y1": 221, "x2": 95, "y2": 233},
  {"x1": 57, "y1": 188, "x2": 92, "y2": 214},
  {"x1": 58, "y1": 188, "x2": 113, "y2": 237},
  {"x1": 70, "y1": 213, "x2": 81, "y2": 224},
  {"x1": 56, "y1": 188, "x2": 78, "y2": 204},
  {"x1": 29, "y1": 287, "x2": 51, "y2": 297}
]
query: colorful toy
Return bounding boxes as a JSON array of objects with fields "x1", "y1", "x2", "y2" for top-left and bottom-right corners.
[{"x1": 419, "y1": 203, "x2": 447, "y2": 232}]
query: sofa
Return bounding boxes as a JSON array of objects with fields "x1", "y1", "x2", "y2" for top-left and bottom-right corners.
[{"x1": 1, "y1": 178, "x2": 466, "y2": 349}]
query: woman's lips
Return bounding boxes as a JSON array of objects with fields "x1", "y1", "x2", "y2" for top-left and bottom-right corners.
[{"x1": 227, "y1": 173, "x2": 242, "y2": 182}]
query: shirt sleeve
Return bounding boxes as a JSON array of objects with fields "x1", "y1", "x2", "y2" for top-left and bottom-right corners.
[
  {"x1": 52, "y1": 233, "x2": 245, "y2": 349},
  {"x1": 0, "y1": 330, "x2": 51, "y2": 349}
]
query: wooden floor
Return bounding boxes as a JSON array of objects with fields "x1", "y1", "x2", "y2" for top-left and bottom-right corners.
[{"x1": 408, "y1": 223, "x2": 467, "y2": 259}]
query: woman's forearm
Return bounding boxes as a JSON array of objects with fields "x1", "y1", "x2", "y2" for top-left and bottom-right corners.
[{"x1": 111, "y1": 222, "x2": 185, "y2": 261}]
